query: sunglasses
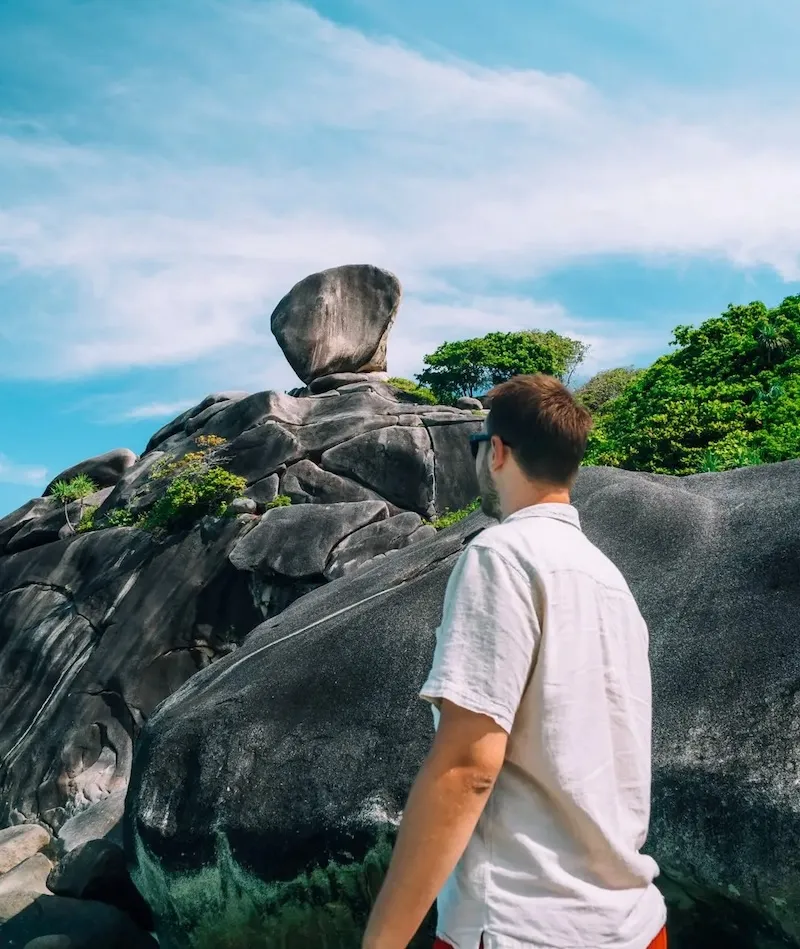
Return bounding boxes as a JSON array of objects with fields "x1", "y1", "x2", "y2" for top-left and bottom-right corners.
[{"x1": 469, "y1": 432, "x2": 491, "y2": 459}]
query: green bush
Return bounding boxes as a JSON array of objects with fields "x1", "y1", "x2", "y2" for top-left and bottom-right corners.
[
  {"x1": 386, "y1": 377, "x2": 438, "y2": 405},
  {"x1": 50, "y1": 474, "x2": 98, "y2": 503},
  {"x1": 265, "y1": 494, "x2": 292, "y2": 510},
  {"x1": 104, "y1": 507, "x2": 138, "y2": 528},
  {"x1": 140, "y1": 466, "x2": 247, "y2": 532},
  {"x1": 76, "y1": 505, "x2": 98, "y2": 533},
  {"x1": 425, "y1": 498, "x2": 481, "y2": 530},
  {"x1": 584, "y1": 296, "x2": 800, "y2": 474}
]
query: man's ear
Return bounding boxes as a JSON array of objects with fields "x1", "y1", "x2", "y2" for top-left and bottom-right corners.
[{"x1": 490, "y1": 434, "x2": 506, "y2": 471}]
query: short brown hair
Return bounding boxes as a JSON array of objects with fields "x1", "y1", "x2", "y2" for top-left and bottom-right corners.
[{"x1": 485, "y1": 374, "x2": 593, "y2": 486}]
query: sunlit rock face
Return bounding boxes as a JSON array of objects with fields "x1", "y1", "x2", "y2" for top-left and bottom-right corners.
[
  {"x1": 128, "y1": 461, "x2": 800, "y2": 949},
  {"x1": 270, "y1": 264, "x2": 401, "y2": 385}
]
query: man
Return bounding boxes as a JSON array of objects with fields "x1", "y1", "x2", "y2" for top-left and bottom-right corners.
[{"x1": 362, "y1": 373, "x2": 667, "y2": 949}]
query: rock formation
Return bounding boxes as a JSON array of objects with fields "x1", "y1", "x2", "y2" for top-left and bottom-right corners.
[
  {"x1": 127, "y1": 461, "x2": 800, "y2": 949},
  {"x1": 2, "y1": 263, "x2": 795, "y2": 949},
  {"x1": 0, "y1": 263, "x2": 486, "y2": 944},
  {"x1": 270, "y1": 264, "x2": 401, "y2": 384}
]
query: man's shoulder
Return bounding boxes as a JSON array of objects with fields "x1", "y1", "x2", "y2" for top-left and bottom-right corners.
[{"x1": 465, "y1": 520, "x2": 536, "y2": 574}]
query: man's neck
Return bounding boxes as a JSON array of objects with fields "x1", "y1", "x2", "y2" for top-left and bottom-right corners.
[{"x1": 501, "y1": 485, "x2": 571, "y2": 520}]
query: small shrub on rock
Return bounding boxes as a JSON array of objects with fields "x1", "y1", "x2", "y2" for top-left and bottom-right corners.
[
  {"x1": 195, "y1": 434, "x2": 227, "y2": 449},
  {"x1": 104, "y1": 508, "x2": 138, "y2": 528},
  {"x1": 425, "y1": 498, "x2": 481, "y2": 530},
  {"x1": 264, "y1": 494, "x2": 292, "y2": 510},
  {"x1": 50, "y1": 474, "x2": 98, "y2": 503},
  {"x1": 141, "y1": 467, "x2": 247, "y2": 532},
  {"x1": 387, "y1": 377, "x2": 438, "y2": 405},
  {"x1": 76, "y1": 505, "x2": 98, "y2": 533}
]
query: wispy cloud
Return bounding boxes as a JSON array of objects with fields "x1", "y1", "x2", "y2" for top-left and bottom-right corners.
[
  {"x1": 0, "y1": 455, "x2": 47, "y2": 487},
  {"x1": 1, "y1": 0, "x2": 799, "y2": 387},
  {"x1": 119, "y1": 400, "x2": 198, "y2": 421}
]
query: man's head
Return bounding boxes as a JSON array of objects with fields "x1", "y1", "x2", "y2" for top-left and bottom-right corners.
[{"x1": 471, "y1": 374, "x2": 594, "y2": 520}]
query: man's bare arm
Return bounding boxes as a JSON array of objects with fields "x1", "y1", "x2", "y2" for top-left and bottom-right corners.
[{"x1": 361, "y1": 699, "x2": 508, "y2": 949}]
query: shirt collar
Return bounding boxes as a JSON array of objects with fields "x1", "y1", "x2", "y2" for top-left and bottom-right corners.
[{"x1": 502, "y1": 502, "x2": 582, "y2": 531}]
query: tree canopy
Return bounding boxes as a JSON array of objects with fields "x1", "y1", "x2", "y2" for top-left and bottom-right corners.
[
  {"x1": 584, "y1": 296, "x2": 800, "y2": 474},
  {"x1": 574, "y1": 366, "x2": 644, "y2": 414},
  {"x1": 415, "y1": 330, "x2": 589, "y2": 403}
]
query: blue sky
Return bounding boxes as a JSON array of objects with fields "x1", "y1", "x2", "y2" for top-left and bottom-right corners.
[{"x1": 2, "y1": 0, "x2": 800, "y2": 515}]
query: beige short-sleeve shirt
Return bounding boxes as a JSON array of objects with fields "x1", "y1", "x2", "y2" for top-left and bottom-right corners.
[{"x1": 420, "y1": 503, "x2": 667, "y2": 949}]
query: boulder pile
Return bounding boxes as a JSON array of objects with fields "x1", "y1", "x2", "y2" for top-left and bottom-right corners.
[{"x1": 0, "y1": 265, "x2": 483, "y2": 946}]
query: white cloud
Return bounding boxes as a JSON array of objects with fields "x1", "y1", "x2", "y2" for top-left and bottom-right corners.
[
  {"x1": 120, "y1": 400, "x2": 198, "y2": 421},
  {"x1": 0, "y1": 456, "x2": 48, "y2": 486},
  {"x1": 1, "y1": 0, "x2": 799, "y2": 387}
]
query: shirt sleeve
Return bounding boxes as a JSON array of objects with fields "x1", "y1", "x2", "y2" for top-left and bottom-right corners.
[{"x1": 419, "y1": 541, "x2": 540, "y2": 734}]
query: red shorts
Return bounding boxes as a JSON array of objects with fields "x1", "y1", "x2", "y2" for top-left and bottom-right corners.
[{"x1": 434, "y1": 927, "x2": 667, "y2": 949}]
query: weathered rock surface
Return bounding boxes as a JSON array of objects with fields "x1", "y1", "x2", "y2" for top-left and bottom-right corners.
[
  {"x1": 47, "y1": 839, "x2": 153, "y2": 931},
  {"x1": 321, "y1": 426, "x2": 437, "y2": 517},
  {"x1": 145, "y1": 392, "x2": 247, "y2": 454},
  {"x1": 1, "y1": 893, "x2": 158, "y2": 948},
  {"x1": 7, "y1": 489, "x2": 112, "y2": 556},
  {"x1": 44, "y1": 450, "x2": 138, "y2": 497},
  {"x1": 324, "y1": 511, "x2": 433, "y2": 580},
  {"x1": 0, "y1": 517, "x2": 261, "y2": 834},
  {"x1": 127, "y1": 461, "x2": 800, "y2": 949},
  {"x1": 455, "y1": 396, "x2": 484, "y2": 410},
  {"x1": 229, "y1": 501, "x2": 389, "y2": 579},
  {"x1": 0, "y1": 825, "x2": 51, "y2": 875},
  {"x1": 244, "y1": 473, "x2": 280, "y2": 507},
  {"x1": 271, "y1": 264, "x2": 401, "y2": 384},
  {"x1": 55, "y1": 790, "x2": 126, "y2": 856},
  {"x1": 281, "y1": 459, "x2": 390, "y2": 507},
  {"x1": 308, "y1": 371, "x2": 390, "y2": 394},
  {"x1": 0, "y1": 853, "x2": 53, "y2": 922},
  {"x1": 0, "y1": 501, "x2": 54, "y2": 555}
]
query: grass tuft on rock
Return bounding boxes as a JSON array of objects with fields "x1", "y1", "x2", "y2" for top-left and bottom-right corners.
[{"x1": 424, "y1": 498, "x2": 481, "y2": 530}]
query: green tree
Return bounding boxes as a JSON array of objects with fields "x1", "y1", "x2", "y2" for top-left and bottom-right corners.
[
  {"x1": 584, "y1": 296, "x2": 800, "y2": 474},
  {"x1": 574, "y1": 366, "x2": 644, "y2": 414},
  {"x1": 416, "y1": 330, "x2": 588, "y2": 404}
]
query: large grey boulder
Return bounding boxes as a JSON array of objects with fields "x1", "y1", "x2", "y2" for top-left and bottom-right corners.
[
  {"x1": 229, "y1": 501, "x2": 389, "y2": 579},
  {"x1": 1, "y1": 892, "x2": 157, "y2": 948},
  {"x1": 426, "y1": 417, "x2": 482, "y2": 515},
  {"x1": 321, "y1": 426, "x2": 436, "y2": 517},
  {"x1": 281, "y1": 459, "x2": 390, "y2": 507},
  {"x1": 223, "y1": 422, "x2": 303, "y2": 484},
  {"x1": 324, "y1": 511, "x2": 435, "y2": 580},
  {"x1": 0, "y1": 500, "x2": 53, "y2": 555},
  {"x1": 44, "y1": 450, "x2": 137, "y2": 497},
  {"x1": 6, "y1": 489, "x2": 112, "y2": 555},
  {"x1": 270, "y1": 265, "x2": 401, "y2": 384},
  {"x1": 144, "y1": 392, "x2": 248, "y2": 454},
  {"x1": 46, "y1": 839, "x2": 153, "y2": 931},
  {"x1": 0, "y1": 517, "x2": 261, "y2": 835},
  {"x1": 127, "y1": 461, "x2": 800, "y2": 949}
]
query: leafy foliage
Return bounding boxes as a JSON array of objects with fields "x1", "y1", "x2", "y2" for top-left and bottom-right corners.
[
  {"x1": 425, "y1": 498, "x2": 481, "y2": 530},
  {"x1": 195, "y1": 434, "x2": 228, "y2": 449},
  {"x1": 104, "y1": 507, "x2": 138, "y2": 528},
  {"x1": 574, "y1": 366, "x2": 644, "y2": 414},
  {"x1": 584, "y1": 296, "x2": 800, "y2": 475},
  {"x1": 265, "y1": 494, "x2": 292, "y2": 509},
  {"x1": 50, "y1": 474, "x2": 98, "y2": 503},
  {"x1": 415, "y1": 331, "x2": 588, "y2": 404},
  {"x1": 76, "y1": 505, "x2": 98, "y2": 533},
  {"x1": 97, "y1": 435, "x2": 242, "y2": 533},
  {"x1": 140, "y1": 467, "x2": 247, "y2": 532},
  {"x1": 386, "y1": 377, "x2": 438, "y2": 405}
]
